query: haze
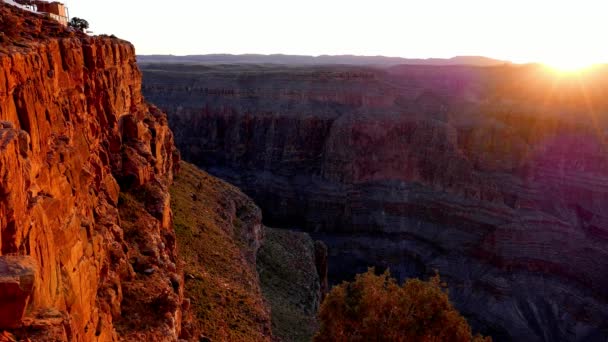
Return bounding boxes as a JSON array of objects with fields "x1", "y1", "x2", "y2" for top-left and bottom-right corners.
[{"x1": 72, "y1": 0, "x2": 608, "y2": 65}]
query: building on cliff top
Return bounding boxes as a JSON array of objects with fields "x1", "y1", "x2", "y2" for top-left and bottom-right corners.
[
  {"x1": 3, "y1": 0, "x2": 69, "y2": 26},
  {"x1": 33, "y1": 0, "x2": 68, "y2": 26}
]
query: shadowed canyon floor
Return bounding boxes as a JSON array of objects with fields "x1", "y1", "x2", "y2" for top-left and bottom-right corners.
[{"x1": 142, "y1": 62, "x2": 608, "y2": 341}]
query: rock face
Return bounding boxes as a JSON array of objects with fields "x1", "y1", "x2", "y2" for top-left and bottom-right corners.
[
  {"x1": 0, "y1": 256, "x2": 36, "y2": 330},
  {"x1": 170, "y1": 162, "x2": 272, "y2": 341},
  {"x1": 171, "y1": 161, "x2": 326, "y2": 342},
  {"x1": 257, "y1": 227, "x2": 323, "y2": 342},
  {"x1": 0, "y1": 4, "x2": 181, "y2": 341},
  {"x1": 142, "y1": 63, "x2": 608, "y2": 341},
  {"x1": 313, "y1": 241, "x2": 329, "y2": 300}
]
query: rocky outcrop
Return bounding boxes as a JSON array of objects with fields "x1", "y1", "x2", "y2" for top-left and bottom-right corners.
[
  {"x1": 142, "y1": 63, "x2": 608, "y2": 341},
  {"x1": 0, "y1": 256, "x2": 36, "y2": 330},
  {"x1": 0, "y1": 4, "x2": 181, "y2": 341},
  {"x1": 170, "y1": 161, "x2": 326, "y2": 342},
  {"x1": 170, "y1": 162, "x2": 271, "y2": 341},
  {"x1": 313, "y1": 241, "x2": 328, "y2": 300},
  {"x1": 257, "y1": 227, "x2": 323, "y2": 342}
]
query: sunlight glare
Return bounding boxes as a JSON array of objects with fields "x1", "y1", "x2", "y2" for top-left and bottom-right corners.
[{"x1": 543, "y1": 56, "x2": 599, "y2": 73}]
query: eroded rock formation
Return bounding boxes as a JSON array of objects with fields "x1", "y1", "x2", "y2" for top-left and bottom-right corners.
[
  {"x1": 170, "y1": 162, "x2": 271, "y2": 341},
  {"x1": 257, "y1": 227, "x2": 323, "y2": 342},
  {"x1": 0, "y1": 4, "x2": 181, "y2": 341},
  {"x1": 171, "y1": 161, "x2": 326, "y2": 342},
  {"x1": 0, "y1": 256, "x2": 36, "y2": 330},
  {"x1": 142, "y1": 62, "x2": 608, "y2": 341}
]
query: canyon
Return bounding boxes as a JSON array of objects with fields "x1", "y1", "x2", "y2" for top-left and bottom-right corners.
[
  {"x1": 2, "y1": 1, "x2": 608, "y2": 340},
  {"x1": 141, "y1": 61, "x2": 608, "y2": 341},
  {"x1": 0, "y1": 4, "x2": 324, "y2": 341}
]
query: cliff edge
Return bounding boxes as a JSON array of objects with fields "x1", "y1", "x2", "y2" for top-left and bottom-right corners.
[{"x1": 0, "y1": 3, "x2": 182, "y2": 341}]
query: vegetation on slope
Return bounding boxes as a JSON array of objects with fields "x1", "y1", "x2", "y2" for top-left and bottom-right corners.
[
  {"x1": 315, "y1": 269, "x2": 491, "y2": 342},
  {"x1": 257, "y1": 227, "x2": 321, "y2": 342},
  {"x1": 170, "y1": 162, "x2": 485, "y2": 342},
  {"x1": 170, "y1": 162, "x2": 271, "y2": 341}
]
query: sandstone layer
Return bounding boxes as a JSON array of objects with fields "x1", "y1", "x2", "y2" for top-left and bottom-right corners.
[
  {"x1": 0, "y1": 4, "x2": 181, "y2": 341},
  {"x1": 142, "y1": 62, "x2": 608, "y2": 341}
]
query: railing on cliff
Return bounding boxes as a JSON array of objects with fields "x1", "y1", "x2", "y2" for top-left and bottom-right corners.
[{"x1": 2, "y1": 0, "x2": 37, "y2": 12}]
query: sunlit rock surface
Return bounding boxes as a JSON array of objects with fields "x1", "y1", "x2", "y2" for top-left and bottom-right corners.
[{"x1": 0, "y1": 3, "x2": 181, "y2": 341}]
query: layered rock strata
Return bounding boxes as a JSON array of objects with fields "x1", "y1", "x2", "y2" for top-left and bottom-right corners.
[{"x1": 142, "y1": 62, "x2": 608, "y2": 341}]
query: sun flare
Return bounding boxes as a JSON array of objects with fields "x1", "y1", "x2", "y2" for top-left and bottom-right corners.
[{"x1": 543, "y1": 57, "x2": 599, "y2": 73}]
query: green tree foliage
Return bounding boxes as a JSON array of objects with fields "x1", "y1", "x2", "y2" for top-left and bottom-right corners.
[
  {"x1": 315, "y1": 269, "x2": 491, "y2": 342},
  {"x1": 69, "y1": 17, "x2": 89, "y2": 31}
]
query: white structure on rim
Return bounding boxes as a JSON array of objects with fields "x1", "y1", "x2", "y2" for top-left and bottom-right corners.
[
  {"x1": 2, "y1": 0, "x2": 69, "y2": 26},
  {"x1": 3, "y1": 0, "x2": 37, "y2": 12}
]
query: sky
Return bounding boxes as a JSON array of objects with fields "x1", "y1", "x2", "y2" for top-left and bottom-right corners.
[{"x1": 68, "y1": 0, "x2": 608, "y2": 66}]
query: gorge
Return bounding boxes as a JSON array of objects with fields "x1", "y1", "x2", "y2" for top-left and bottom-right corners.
[
  {"x1": 141, "y1": 61, "x2": 608, "y2": 341},
  {"x1": 2, "y1": 1, "x2": 608, "y2": 340},
  {"x1": 0, "y1": 4, "x2": 326, "y2": 341}
]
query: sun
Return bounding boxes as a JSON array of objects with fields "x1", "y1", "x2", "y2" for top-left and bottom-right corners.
[{"x1": 543, "y1": 57, "x2": 598, "y2": 74}]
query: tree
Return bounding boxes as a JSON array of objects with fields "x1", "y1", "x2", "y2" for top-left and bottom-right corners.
[
  {"x1": 315, "y1": 269, "x2": 491, "y2": 342},
  {"x1": 69, "y1": 17, "x2": 89, "y2": 32}
]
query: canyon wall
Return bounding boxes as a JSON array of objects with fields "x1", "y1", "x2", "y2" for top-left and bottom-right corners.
[
  {"x1": 142, "y1": 62, "x2": 608, "y2": 341},
  {"x1": 0, "y1": 4, "x2": 182, "y2": 341},
  {"x1": 171, "y1": 161, "x2": 326, "y2": 341},
  {"x1": 170, "y1": 161, "x2": 272, "y2": 341},
  {"x1": 257, "y1": 227, "x2": 325, "y2": 342}
]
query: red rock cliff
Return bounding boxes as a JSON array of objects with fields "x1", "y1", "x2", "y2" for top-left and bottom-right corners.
[{"x1": 0, "y1": 4, "x2": 181, "y2": 341}]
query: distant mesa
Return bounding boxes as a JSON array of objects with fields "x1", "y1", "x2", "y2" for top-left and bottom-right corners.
[{"x1": 137, "y1": 53, "x2": 509, "y2": 66}]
